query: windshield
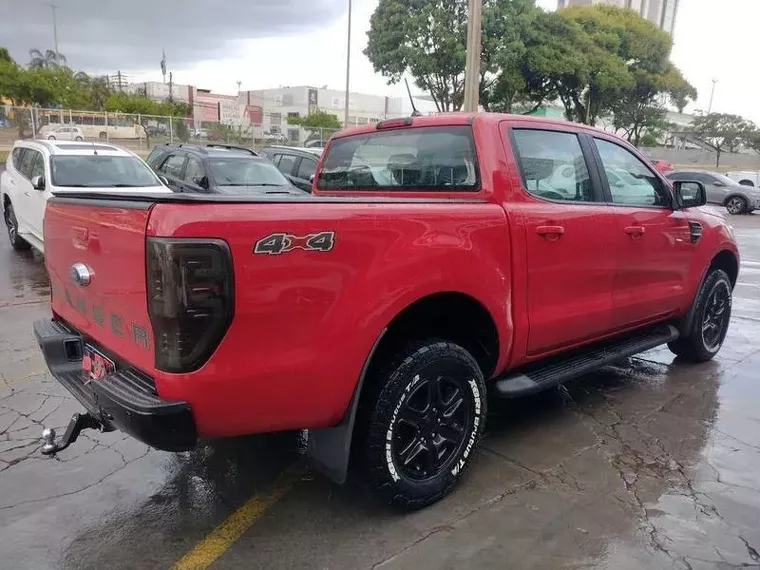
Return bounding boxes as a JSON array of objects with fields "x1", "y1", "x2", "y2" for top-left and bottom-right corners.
[
  {"x1": 209, "y1": 158, "x2": 289, "y2": 187},
  {"x1": 50, "y1": 155, "x2": 159, "y2": 188}
]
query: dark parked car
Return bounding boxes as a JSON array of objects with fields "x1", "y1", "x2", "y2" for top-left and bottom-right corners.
[
  {"x1": 260, "y1": 146, "x2": 322, "y2": 192},
  {"x1": 667, "y1": 170, "x2": 760, "y2": 214},
  {"x1": 145, "y1": 143, "x2": 305, "y2": 195}
]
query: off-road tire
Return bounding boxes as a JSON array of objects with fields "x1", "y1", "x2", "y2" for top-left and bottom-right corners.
[
  {"x1": 4, "y1": 202, "x2": 31, "y2": 251},
  {"x1": 669, "y1": 269, "x2": 732, "y2": 362},
  {"x1": 361, "y1": 340, "x2": 487, "y2": 510}
]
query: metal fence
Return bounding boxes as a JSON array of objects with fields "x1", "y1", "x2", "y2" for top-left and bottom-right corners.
[{"x1": 0, "y1": 105, "x2": 341, "y2": 154}]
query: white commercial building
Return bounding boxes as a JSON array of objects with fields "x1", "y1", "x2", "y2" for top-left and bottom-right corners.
[
  {"x1": 241, "y1": 86, "x2": 405, "y2": 141},
  {"x1": 557, "y1": 0, "x2": 680, "y2": 35}
]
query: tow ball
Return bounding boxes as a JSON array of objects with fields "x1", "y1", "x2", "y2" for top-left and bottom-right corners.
[{"x1": 41, "y1": 412, "x2": 109, "y2": 455}]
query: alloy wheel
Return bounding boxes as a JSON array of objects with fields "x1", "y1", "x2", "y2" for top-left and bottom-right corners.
[
  {"x1": 391, "y1": 374, "x2": 471, "y2": 481},
  {"x1": 701, "y1": 282, "x2": 731, "y2": 351},
  {"x1": 726, "y1": 197, "x2": 745, "y2": 214}
]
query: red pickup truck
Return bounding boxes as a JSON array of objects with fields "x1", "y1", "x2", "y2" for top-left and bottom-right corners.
[{"x1": 34, "y1": 114, "x2": 738, "y2": 509}]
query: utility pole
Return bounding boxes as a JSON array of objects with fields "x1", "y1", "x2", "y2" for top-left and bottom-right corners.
[
  {"x1": 707, "y1": 79, "x2": 718, "y2": 114},
  {"x1": 49, "y1": 4, "x2": 60, "y2": 64},
  {"x1": 344, "y1": 0, "x2": 352, "y2": 126},
  {"x1": 462, "y1": 0, "x2": 482, "y2": 112},
  {"x1": 168, "y1": 72, "x2": 174, "y2": 103},
  {"x1": 237, "y1": 80, "x2": 242, "y2": 94}
]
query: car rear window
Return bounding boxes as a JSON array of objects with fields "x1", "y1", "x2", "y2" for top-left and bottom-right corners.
[{"x1": 317, "y1": 126, "x2": 479, "y2": 192}]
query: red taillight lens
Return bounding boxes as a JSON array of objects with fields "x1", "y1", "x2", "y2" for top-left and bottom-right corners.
[{"x1": 147, "y1": 238, "x2": 234, "y2": 373}]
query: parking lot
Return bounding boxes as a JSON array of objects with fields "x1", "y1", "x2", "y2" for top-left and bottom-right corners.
[{"x1": 1, "y1": 203, "x2": 759, "y2": 570}]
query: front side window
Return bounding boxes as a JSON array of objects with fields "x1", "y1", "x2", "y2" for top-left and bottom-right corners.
[
  {"x1": 297, "y1": 157, "x2": 317, "y2": 180},
  {"x1": 161, "y1": 154, "x2": 186, "y2": 177},
  {"x1": 18, "y1": 148, "x2": 37, "y2": 179},
  {"x1": 595, "y1": 139, "x2": 670, "y2": 207},
  {"x1": 318, "y1": 126, "x2": 478, "y2": 191},
  {"x1": 511, "y1": 129, "x2": 593, "y2": 202},
  {"x1": 50, "y1": 155, "x2": 160, "y2": 187},
  {"x1": 11, "y1": 148, "x2": 26, "y2": 172},
  {"x1": 276, "y1": 154, "x2": 297, "y2": 175},
  {"x1": 184, "y1": 157, "x2": 206, "y2": 186}
]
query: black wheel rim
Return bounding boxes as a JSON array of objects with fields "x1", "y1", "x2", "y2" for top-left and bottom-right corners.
[
  {"x1": 702, "y1": 282, "x2": 731, "y2": 351},
  {"x1": 4, "y1": 207, "x2": 17, "y2": 243},
  {"x1": 392, "y1": 373, "x2": 471, "y2": 481}
]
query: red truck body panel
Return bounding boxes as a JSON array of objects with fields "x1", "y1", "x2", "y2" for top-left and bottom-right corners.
[{"x1": 41, "y1": 112, "x2": 740, "y2": 442}]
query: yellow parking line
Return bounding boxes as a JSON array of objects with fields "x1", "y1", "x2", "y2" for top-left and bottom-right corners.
[{"x1": 171, "y1": 464, "x2": 302, "y2": 570}]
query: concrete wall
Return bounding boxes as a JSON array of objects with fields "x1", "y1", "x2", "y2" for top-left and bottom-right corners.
[{"x1": 645, "y1": 147, "x2": 760, "y2": 170}]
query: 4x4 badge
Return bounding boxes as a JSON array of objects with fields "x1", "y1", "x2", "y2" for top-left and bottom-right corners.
[{"x1": 253, "y1": 232, "x2": 335, "y2": 255}]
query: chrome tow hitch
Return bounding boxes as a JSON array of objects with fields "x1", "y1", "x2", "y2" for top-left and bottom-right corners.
[{"x1": 41, "y1": 412, "x2": 106, "y2": 455}]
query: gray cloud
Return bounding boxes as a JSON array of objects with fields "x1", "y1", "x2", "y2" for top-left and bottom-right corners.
[{"x1": 0, "y1": 0, "x2": 345, "y2": 75}]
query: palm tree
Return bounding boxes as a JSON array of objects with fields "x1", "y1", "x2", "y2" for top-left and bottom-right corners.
[{"x1": 28, "y1": 48, "x2": 66, "y2": 68}]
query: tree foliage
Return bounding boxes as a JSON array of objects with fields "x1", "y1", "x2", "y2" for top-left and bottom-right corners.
[
  {"x1": 286, "y1": 110, "x2": 341, "y2": 129},
  {"x1": 691, "y1": 112, "x2": 754, "y2": 167},
  {"x1": 29, "y1": 48, "x2": 66, "y2": 69},
  {"x1": 364, "y1": 1, "x2": 697, "y2": 134}
]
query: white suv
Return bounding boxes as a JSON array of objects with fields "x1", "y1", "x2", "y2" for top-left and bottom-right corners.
[
  {"x1": 1, "y1": 140, "x2": 170, "y2": 253},
  {"x1": 39, "y1": 125, "x2": 85, "y2": 141}
]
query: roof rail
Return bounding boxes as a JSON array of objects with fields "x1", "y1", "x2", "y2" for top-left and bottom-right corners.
[{"x1": 206, "y1": 144, "x2": 258, "y2": 156}]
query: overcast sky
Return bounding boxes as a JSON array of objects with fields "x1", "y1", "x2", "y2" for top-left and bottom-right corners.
[{"x1": 1, "y1": 0, "x2": 758, "y2": 121}]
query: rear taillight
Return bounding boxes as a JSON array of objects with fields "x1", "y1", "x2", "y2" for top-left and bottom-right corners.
[{"x1": 146, "y1": 238, "x2": 234, "y2": 373}]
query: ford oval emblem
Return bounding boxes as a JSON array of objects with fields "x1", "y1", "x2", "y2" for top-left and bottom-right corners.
[{"x1": 70, "y1": 263, "x2": 92, "y2": 287}]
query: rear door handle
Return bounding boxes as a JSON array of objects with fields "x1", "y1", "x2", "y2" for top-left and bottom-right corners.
[
  {"x1": 536, "y1": 225, "x2": 565, "y2": 237},
  {"x1": 624, "y1": 225, "x2": 645, "y2": 237}
]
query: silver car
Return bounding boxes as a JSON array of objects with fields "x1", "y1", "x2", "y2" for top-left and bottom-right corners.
[{"x1": 667, "y1": 170, "x2": 760, "y2": 215}]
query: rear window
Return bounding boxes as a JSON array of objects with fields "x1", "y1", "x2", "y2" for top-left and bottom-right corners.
[{"x1": 317, "y1": 126, "x2": 479, "y2": 191}]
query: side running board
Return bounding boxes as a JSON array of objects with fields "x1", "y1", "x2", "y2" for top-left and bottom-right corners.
[{"x1": 492, "y1": 325, "x2": 679, "y2": 398}]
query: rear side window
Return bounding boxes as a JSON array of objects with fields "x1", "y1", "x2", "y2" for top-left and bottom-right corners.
[
  {"x1": 296, "y1": 157, "x2": 317, "y2": 180},
  {"x1": 317, "y1": 126, "x2": 478, "y2": 191},
  {"x1": 146, "y1": 148, "x2": 169, "y2": 168},
  {"x1": 511, "y1": 129, "x2": 594, "y2": 202}
]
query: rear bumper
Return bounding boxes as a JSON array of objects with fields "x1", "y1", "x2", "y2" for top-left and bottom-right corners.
[{"x1": 34, "y1": 318, "x2": 197, "y2": 452}]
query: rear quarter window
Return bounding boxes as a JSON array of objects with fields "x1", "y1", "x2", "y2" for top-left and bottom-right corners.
[{"x1": 317, "y1": 126, "x2": 479, "y2": 192}]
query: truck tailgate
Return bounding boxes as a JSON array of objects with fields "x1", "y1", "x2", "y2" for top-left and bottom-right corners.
[{"x1": 44, "y1": 199, "x2": 154, "y2": 373}]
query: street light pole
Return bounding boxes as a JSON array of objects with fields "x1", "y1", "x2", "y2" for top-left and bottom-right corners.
[
  {"x1": 707, "y1": 79, "x2": 718, "y2": 114},
  {"x1": 344, "y1": 0, "x2": 352, "y2": 127},
  {"x1": 462, "y1": 0, "x2": 482, "y2": 112},
  {"x1": 50, "y1": 4, "x2": 59, "y2": 64}
]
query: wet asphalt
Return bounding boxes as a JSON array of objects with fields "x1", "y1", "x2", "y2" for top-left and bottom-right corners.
[{"x1": 0, "y1": 200, "x2": 759, "y2": 570}]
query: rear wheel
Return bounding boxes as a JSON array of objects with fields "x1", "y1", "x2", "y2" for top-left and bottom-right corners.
[
  {"x1": 669, "y1": 269, "x2": 732, "y2": 362},
  {"x1": 75, "y1": 136, "x2": 83, "y2": 141},
  {"x1": 4, "y1": 202, "x2": 31, "y2": 251},
  {"x1": 47, "y1": 135, "x2": 56, "y2": 140},
  {"x1": 361, "y1": 341, "x2": 486, "y2": 510},
  {"x1": 725, "y1": 196, "x2": 748, "y2": 215}
]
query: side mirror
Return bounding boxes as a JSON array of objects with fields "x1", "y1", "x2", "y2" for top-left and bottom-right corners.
[
  {"x1": 674, "y1": 180, "x2": 706, "y2": 208},
  {"x1": 31, "y1": 175, "x2": 45, "y2": 190},
  {"x1": 158, "y1": 175, "x2": 170, "y2": 186},
  {"x1": 309, "y1": 174, "x2": 315, "y2": 183}
]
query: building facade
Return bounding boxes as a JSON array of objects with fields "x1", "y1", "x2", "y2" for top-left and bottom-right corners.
[
  {"x1": 557, "y1": 0, "x2": 679, "y2": 35},
  {"x1": 242, "y1": 86, "x2": 405, "y2": 140}
]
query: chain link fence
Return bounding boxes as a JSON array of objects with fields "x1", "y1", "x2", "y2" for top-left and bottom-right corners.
[{"x1": 1, "y1": 105, "x2": 343, "y2": 155}]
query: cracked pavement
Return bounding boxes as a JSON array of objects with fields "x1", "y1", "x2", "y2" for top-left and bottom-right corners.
[{"x1": 1, "y1": 208, "x2": 760, "y2": 570}]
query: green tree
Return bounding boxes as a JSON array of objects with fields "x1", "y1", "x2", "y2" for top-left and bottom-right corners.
[
  {"x1": 691, "y1": 112, "x2": 754, "y2": 167},
  {"x1": 287, "y1": 110, "x2": 341, "y2": 142},
  {"x1": 29, "y1": 48, "x2": 66, "y2": 69}
]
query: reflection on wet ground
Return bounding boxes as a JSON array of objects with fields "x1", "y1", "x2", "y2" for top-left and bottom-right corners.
[{"x1": 0, "y1": 210, "x2": 758, "y2": 570}]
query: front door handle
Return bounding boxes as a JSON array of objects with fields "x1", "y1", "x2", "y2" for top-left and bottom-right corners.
[
  {"x1": 536, "y1": 225, "x2": 565, "y2": 238},
  {"x1": 624, "y1": 225, "x2": 645, "y2": 237}
]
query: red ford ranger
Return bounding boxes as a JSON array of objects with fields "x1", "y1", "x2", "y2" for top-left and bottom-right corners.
[{"x1": 34, "y1": 114, "x2": 739, "y2": 509}]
